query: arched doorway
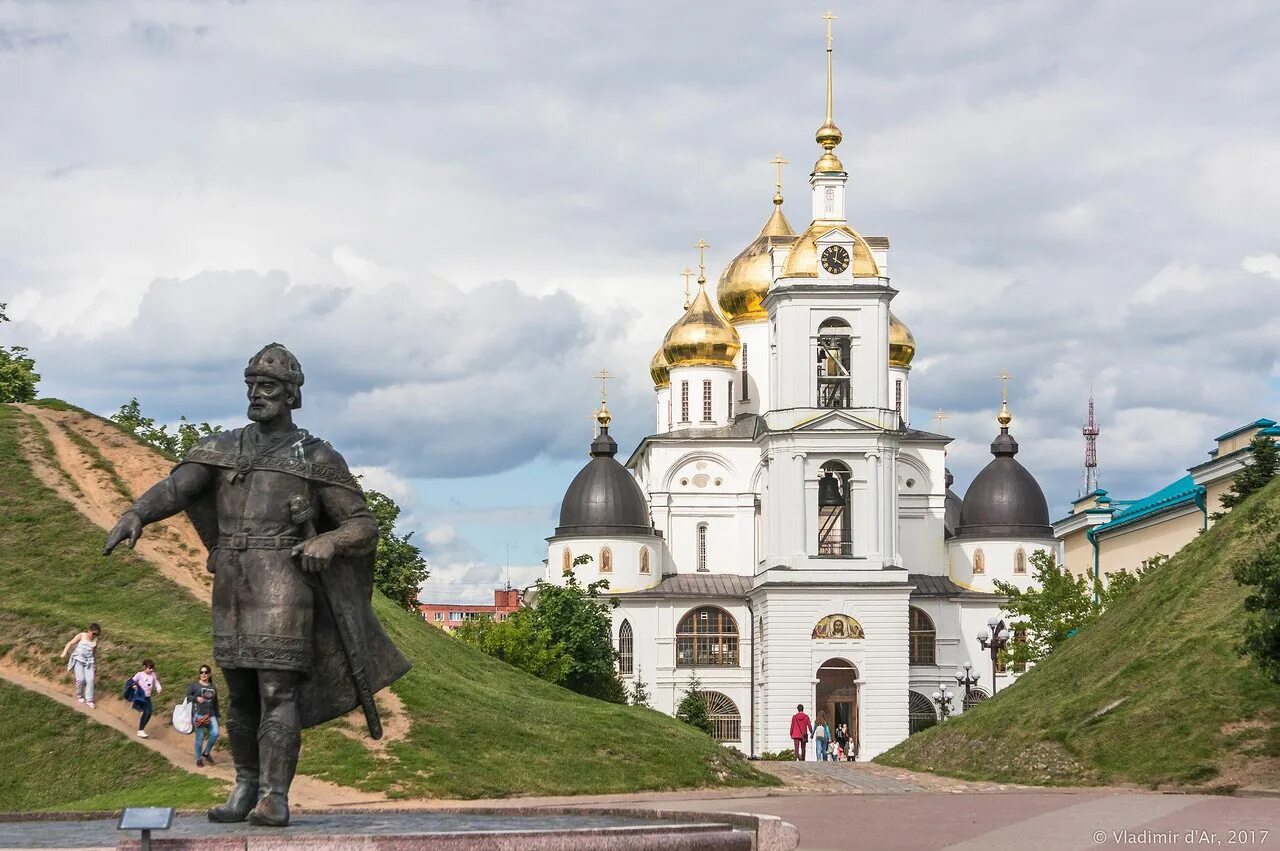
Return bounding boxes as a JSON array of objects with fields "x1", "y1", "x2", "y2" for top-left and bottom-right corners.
[{"x1": 817, "y1": 658, "x2": 859, "y2": 760}]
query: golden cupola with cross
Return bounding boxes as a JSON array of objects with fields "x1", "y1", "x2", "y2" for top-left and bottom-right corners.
[
  {"x1": 780, "y1": 10, "x2": 880, "y2": 281},
  {"x1": 717, "y1": 154, "x2": 797, "y2": 323},
  {"x1": 663, "y1": 242, "x2": 741, "y2": 368}
]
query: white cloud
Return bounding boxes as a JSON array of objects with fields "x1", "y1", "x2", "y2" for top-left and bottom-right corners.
[{"x1": 1243, "y1": 253, "x2": 1280, "y2": 280}]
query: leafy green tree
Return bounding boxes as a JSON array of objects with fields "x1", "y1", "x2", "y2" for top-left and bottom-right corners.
[
  {"x1": 456, "y1": 561, "x2": 627, "y2": 704},
  {"x1": 675, "y1": 673, "x2": 713, "y2": 735},
  {"x1": 1234, "y1": 540, "x2": 1280, "y2": 684},
  {"x1": 1213, "y1": 436, "x2": 1280, "y2": 521},
  {"x1": 995, "y1": 550, "x2": 1102, "y2": 668},
  {"x1": 631, "y1": 666, "x2": 651, "y2": 707},
  {"x1": 0, "y1": 303, "x2": 40, "y2": 403},
  {"x1": 365, "y1": 488, "x2": 430, "y2": 609},
  {"x1": 110, "y1": 397, "x2": 220, "y2": 458}
]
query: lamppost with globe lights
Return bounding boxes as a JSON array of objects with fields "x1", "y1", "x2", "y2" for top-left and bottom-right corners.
[
  {"x1": 930, "y1": 682, "x2": 955, "y2": 721},
  {"x1": 954, "y1": 661, "x2": 981, "y2": 709},
  {"x1": 978, "y1": 618, "x2": 1012, "y2": 694}
]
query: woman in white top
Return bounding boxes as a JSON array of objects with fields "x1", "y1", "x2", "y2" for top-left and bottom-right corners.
[{"x1": 59, "y1": 623, "x2": 101, "y2": 708}]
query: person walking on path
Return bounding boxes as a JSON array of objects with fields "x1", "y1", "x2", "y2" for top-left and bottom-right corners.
[
  {"x1": 59, "y1": 624, "x2": 100, "y2": 709},
  {"x1": 789, "y1": 704, "x2": 813, "y2": 761},
  {"x1": 187, "y1": 665, "x2": 220, "y2": 766},
  {"x1": 130, "y1": 659, "x2": 163, "y2": 738},
  {"x1": 835, "y1": 723, "x2": 850, "y2": 762},
  {"x1": 814, "y1": 711, "x2": 830, "y2": 762}
]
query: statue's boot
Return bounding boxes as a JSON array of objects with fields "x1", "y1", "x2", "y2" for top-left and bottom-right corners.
[
  {"x1": 247, "y1": 719, "x2": 299, "y2": 827},
  {"x1": 208, "y1": 713, "x2": 260, "y2": 823}
]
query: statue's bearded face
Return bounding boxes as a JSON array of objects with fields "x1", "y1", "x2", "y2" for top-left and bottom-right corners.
[{"x1": 246, "y1": 377, "x2": 293, "y2": 422}]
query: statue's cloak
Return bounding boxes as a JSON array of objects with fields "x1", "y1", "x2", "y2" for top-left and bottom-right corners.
[{"x1": 180, "y1": 429, "x2": 411, "y2": 730}]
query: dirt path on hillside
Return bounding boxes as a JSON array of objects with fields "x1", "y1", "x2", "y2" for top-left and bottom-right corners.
[
  {"x1": 0, "y1": 661, "x2": 387, "y2": 808},
  {"x1": 15, "y1": 405, "x2": 212, "y2": 600}
]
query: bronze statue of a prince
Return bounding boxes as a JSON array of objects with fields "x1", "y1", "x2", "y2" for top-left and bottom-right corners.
[{"x1": 104, "y1": 343, "x2": 410, "y2": 827}]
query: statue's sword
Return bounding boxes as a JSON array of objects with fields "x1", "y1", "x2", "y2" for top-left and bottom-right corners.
[{"x1": 290, "y1": 496, "x2": 383, "y2": 740}]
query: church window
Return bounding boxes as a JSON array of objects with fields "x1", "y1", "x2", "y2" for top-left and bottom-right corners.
[
  {"x1": 909, "y1": 607, "x2": 936, "y2": 666},
  {"x1": 908, "y1": 691, "x2": 938, "y2": 734},
  {"x1": 895, "y1": 379, "x2": 903, "y2": 414},
  {"x1": 973, "y1": 549, "x2": 985, "y2": 575},
  {"x1": 639, "y1": 547, "x2": 651, "y2": 574},
  {"x1": 667, "y1": 395, "x2": 672, "y2": 430},
  {"x1": 617, "y1": 620, "x2": 634, "y2": 675},
  {"x1": 963, "y1": 688, "x2": 990, "y2": 712},
  {"x1": 728, "y1": 382, "x2": 734, "y2": 419},
  {"x1": 562, "y1": 548, "x2": 572, "y2": 574},
  {"x1": 676, "y1": 606, "x2": 738, "y2": 667},
  {"x1": 599, "y1": 546, "x2": 613, "y2": 573},
  {"x1": 740, "y1": 345, "x2": 749, "y2": 401},
  {"x1": 817, "y1": 318, "x2": 852, "y2": 408},
  {"x1": 680, "y1": 381, "x2": 689, "y2": 422},
  {"x1": 697, "y1": 523, "x2": 708, "y2": 571},
  {"x1": 1014, "y1": 548, "x2": 1027, "y2": 574},
  {"x1": 702, "y1": 691, "x2": 742, "y2": 742},
  {"x1": 702, "y1": 380, "x2": 713, "y2": 421},
  {"x1": 817, "y1": 460, "x2": 853, "y2": 556}
]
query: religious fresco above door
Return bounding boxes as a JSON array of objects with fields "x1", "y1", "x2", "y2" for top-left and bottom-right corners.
[{"x1": 811, "y1": 613, "x2": 865, "y2": 640}]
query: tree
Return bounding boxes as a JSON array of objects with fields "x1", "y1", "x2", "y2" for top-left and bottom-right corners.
[
  {"x1": 675, "y1": 673, "x2": 713, "y2": 735},
  {"x1": 631, "y1": 666, "x2": 651, "y2": 707},
  {"x1": 994, "y1": 550, "x2": 1102, "y2": 668},
  {"x1": 456, "y1": 563, "x2": 627, "y2": 704},
  {"x1": 110, "y1": 397, "x2": 220, "y2": 458},
  {"x1": 365, "y1": 488, "x2": 430, "y2": 609},
  {"x1": 1213, "y1": 436, "x2": 1280, "y2": 521},
  {"x1": 0, "y1": 302, "x2": 40, "y2": 403},
  {"x1": 1234, "y1": 540, "x2": 1280, "y2": 684}
]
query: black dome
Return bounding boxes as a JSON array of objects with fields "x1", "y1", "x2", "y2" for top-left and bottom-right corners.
[
  {"x1": 944, "y1": 468, "x2": 963, "y2": 540},
  {"x1": 956, "y1": 429, "x2": 1052, "y2": 539},
  {"x1": 555, "y1": 427, "x2": 659, "y2": 537}
]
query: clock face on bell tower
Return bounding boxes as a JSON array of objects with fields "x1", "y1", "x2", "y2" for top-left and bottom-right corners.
[{"x1": 821, "y1": 244, "x2": 850, "y2": 275}]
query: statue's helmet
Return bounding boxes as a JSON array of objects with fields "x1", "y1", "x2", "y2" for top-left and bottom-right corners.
[{"x1": 244, "y1": 342, "x2": 305, "y2": 409}]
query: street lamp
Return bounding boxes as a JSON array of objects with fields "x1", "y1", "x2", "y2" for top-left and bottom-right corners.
[
  {"x1": 977, "y1": 618, "x2": 1012, "y2": 695},
  {"x1": 930, "y1": 682, "x2": 955, "y2": 721},
  {"x1": 954, "y1": 661, "x2": 981, "y2": 709}
]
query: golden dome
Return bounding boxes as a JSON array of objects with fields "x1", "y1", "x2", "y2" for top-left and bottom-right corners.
[
  {"x1": 649, "y1": 343, "x2": 671, "y2": 389},
  {"x1": 717, "y1": 201, "x2": 796, "y2": 323},
  {"x1": 888, "y1": 311, "x2": 916, "y2": 368},
  {"x1": 663, "y1": 279, "x2": 741, "y2": 368},
  {"x1": 781, "y1": 223, "x2": 880, "y2": 279}
]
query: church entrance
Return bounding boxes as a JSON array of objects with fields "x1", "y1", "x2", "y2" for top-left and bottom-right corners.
[{"x1": 816, "y1": 658, "x2": 859, "y2": 760}]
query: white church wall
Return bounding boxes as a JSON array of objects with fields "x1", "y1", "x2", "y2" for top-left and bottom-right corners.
[
  {"x1": 889, "y1": 365, "x2": 910, "y2": 427},
  {"x1": 897, "y1": 447, "x2": 946, "y2": 575},
  {"x1": 668, "y1": 364, "x2": 738, "y2": 429},
  {"x1": 948, "y1": 538, "x2": 1054, "y2": 593},
  {"x1": 734, "y1": 320, "x2": 769, "y2": 416},
  {"x1": 545, "y1": 535, "x2": 666, "y2": 593},
  {"x1": 654, "y1": 385, "x2": 672, "y2": 433}
]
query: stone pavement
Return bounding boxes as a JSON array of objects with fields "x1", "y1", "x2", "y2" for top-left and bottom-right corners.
[{"x1": 755, "y1": 759, "x2": 1025, "y2": 794}]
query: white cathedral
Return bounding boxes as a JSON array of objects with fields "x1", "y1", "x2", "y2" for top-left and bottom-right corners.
[{"x1": 542, "y1": 27, "x2": 1055, "y2": 760}]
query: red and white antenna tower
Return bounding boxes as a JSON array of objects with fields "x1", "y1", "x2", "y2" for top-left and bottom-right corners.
[{"x1": 1083, "y1": 394, "x2": 1100, "y2": 494}]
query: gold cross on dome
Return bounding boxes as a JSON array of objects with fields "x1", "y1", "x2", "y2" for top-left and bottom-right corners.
[
  {"x1": 596, "y1": 368, "x2": 612, "y2": 405},
  {"x1": 770, "y1": 153, "x2": 789, "y2": 191},
  {"x1": 695, "y1": 239, "x2": 710, "y2": 284},
  {"x1": 822, "y1": 10, "x2": 837, "y2": 49},
  {"x1": 934, "y1": 409, "x2": 949, "y2": 433},
  {"x1": 681, "y1": 266, "x2": 694, "y2": 308},
  {"x1": 996, "y1": 369, "x2": 1014, "y2": 404}
]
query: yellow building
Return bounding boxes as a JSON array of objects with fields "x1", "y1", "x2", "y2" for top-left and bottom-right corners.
[{"x1": 1054, "y1": 418, "x2": 1278, "y2": 584}]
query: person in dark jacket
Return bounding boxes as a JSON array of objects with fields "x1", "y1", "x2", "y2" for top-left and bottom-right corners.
[{"x1": 187, "y1": 665, "x2": 220, "y2": 766}]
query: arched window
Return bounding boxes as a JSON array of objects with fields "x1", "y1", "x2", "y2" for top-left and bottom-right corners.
[
  {"x1": 617, "y1": 620, "x2": 633, "y2": 675},
  {"x1": 599, "y1": 546, "x2": 613, "y2": 573},
  {"x1": 561, "y1": 548, "x2": 572, "y2": 574},
  {"x1": 817, "y1": 318, "x2": 852, "y2": 408},
  {"x1": 1014, "y1": 547, "x2": 1027, "y2": 574},
  {"x1": 696, "y1": 523, "x2": 709, "y2": 571},
  {"x1": 676, "y1": 606, "x2": 738, "y2": 667},
  {"x1": 639, "y1": 548, "x2": 651, "y2": 574},
  {"x1": 908, "y1": 607, "x2": 936, "y2": 666},
  {"x1": 962, "y1": 688, "x2": 989, "y2": 711},
  {"x1": 702, "y1": 379, "x2": 713, "y2": 421},
  {"x1": 680, "y1": 381, "x2": 689, "y2": 422},
  {"x1": 973, "y1": 548, "x2": 985, "y2": 575},
  {"x1": 818, "y1": 460, "x2": 852, "y2": 556},
  {"x1": 702, "y1": 691, "x2": 741, "y2": 742},
  {"x1": 908, "y1": 691, "x2": 937, "y2": 734},
  {"x1": 740, "y1": 344, "x2": 749, "y2": 401},
  {"x1": 727, "y1": 381, "x2": 733, "y2": 419}
]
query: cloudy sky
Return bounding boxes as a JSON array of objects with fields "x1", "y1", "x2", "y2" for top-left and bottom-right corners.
[{"x1": 4, "y1": 1, "x2": 1278, "y2": 602}]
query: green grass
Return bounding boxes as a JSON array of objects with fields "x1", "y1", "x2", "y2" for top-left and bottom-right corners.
[
  {"x1": 0, "y1": 402, "x2": 774, "y2": 809},
  {"x1": 877, "y1": 476, "x2": 1280, "y2": 788},
  {"x1": 0, "y1": 680, "x2": 225, "y2": 811}
]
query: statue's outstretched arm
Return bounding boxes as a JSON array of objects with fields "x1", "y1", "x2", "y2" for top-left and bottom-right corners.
[{"x1": 104, "y1": 463, "x2": 213, "y2": 555}]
